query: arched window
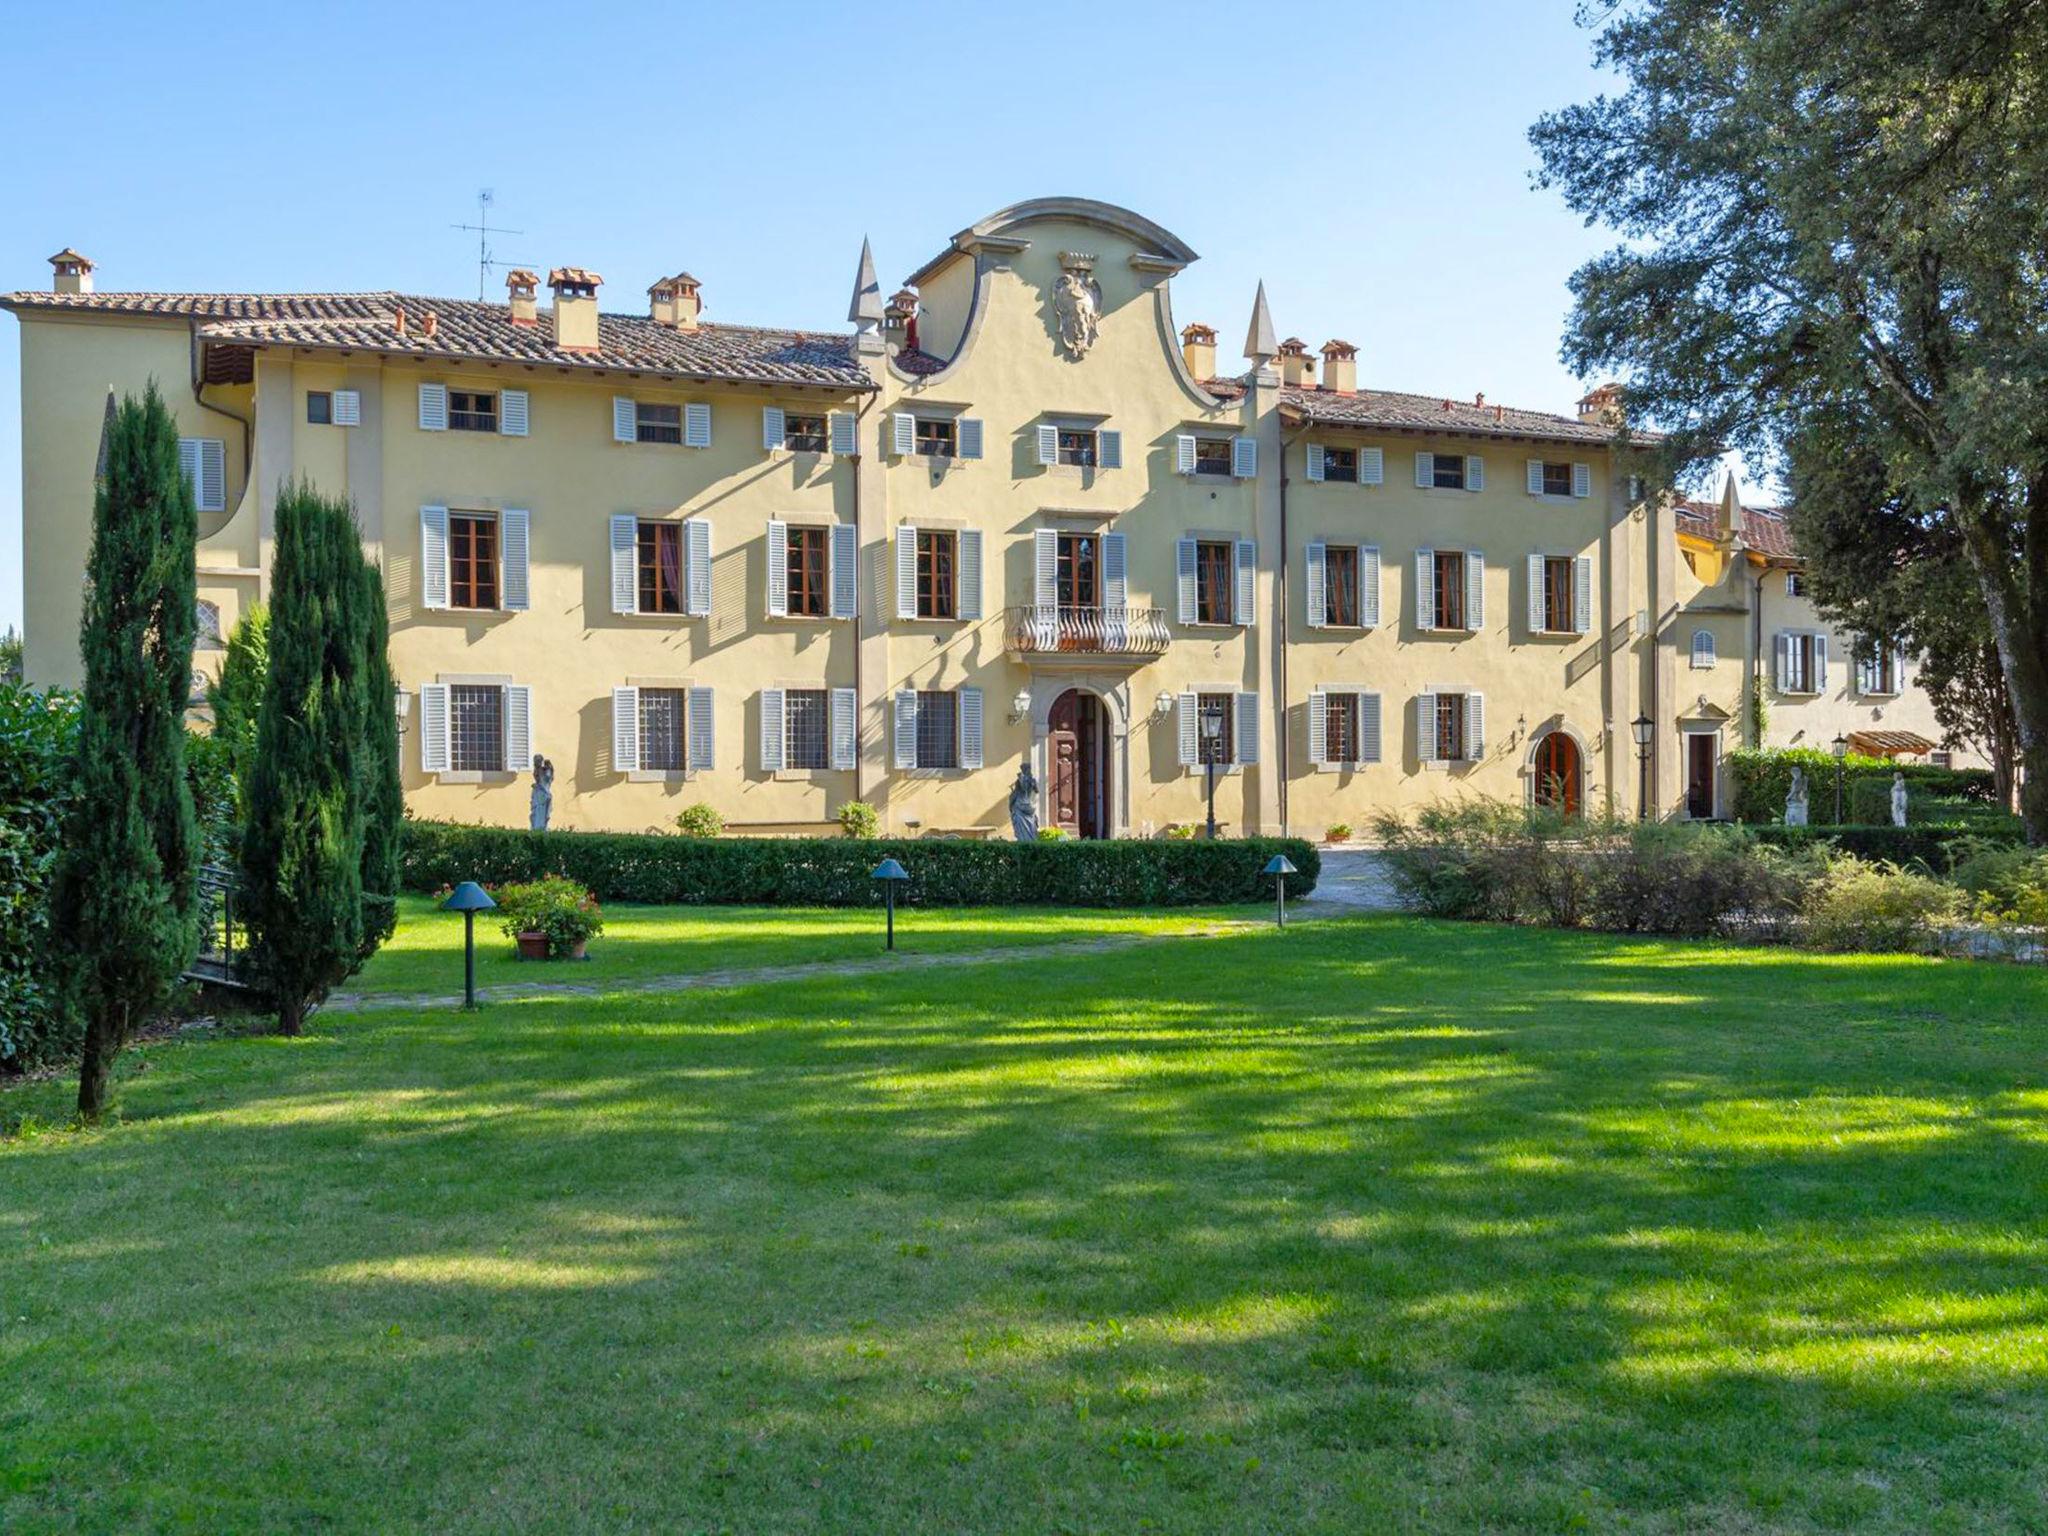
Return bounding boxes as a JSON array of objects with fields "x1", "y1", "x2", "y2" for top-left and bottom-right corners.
[
  {"x1": 1690, "y1": 629, "x2": 1716, "y2": 669},
  {"x1": 195, "y1": 600, "x2": 224, "y2": 651}
]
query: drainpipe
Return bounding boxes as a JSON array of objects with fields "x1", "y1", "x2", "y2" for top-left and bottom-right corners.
[
  {"x1": 189, "y1": 319, "x2": 253, "y2": 489},
  {"x1": 1751, "y1": 564, "x2": 1767, "y2": 748},
  {"x1": 850, "y1": 394, "x2": 867, "y2": 804},
  {"x1": 1277, "y1": 423, "x2": 1307, "y2": 837}
]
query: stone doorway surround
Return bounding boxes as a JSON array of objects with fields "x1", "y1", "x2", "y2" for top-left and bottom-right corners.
[{"x1": 1024, "y1": 673, "x2": 1130, "y2": 838}]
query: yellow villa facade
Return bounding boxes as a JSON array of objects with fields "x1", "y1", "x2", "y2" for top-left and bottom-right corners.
[{"x1": 3, "y1": 201, "x2": 1978, "y2": 837}]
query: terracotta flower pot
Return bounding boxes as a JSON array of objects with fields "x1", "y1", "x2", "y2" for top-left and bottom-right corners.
[
  {"x1": 568, "y1": 939, "x2": 588, "y2": 960},
  {"x1": 515, "y1": 931, "x2": 550, "y2": 961}
]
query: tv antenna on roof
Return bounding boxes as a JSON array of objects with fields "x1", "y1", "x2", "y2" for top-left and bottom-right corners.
[{"x1": 452, "y1": 189, "x2": 534, "y2": 302}]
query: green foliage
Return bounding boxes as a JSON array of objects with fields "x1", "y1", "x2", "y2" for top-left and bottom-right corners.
[
  {"x1": 1803, "y1": 857, "x2": 1964, "y2": 954},
  {"x1": 47, "y1": 384, "x2": 201, "y2": 1117},
  {"x1": 204, "y1": 604, "x2": 267, "y2": 801},
  {"x1": 1163, "y1": 824, "x2": 1198, "y2": 841},
  {"x1": 675, "y1": 803, "x2": 725, "y2": 838},
  {"x1": 492, "y1": 876, "x2": 604, "y2": 957},
  {"x1": 400, "y1": 821, "x2": 1319, "y2": 907},
  {"x1": 0, "y1": 685, "x2": 81, "y2": 1071},
  {"x1": 837, "y1": 801, "x2": 880, "y2": 840},
  {"x1": 1036, "y1": 826, "x2": 1067, "y2": 841},
  {"x1": 182, "y1": 728, "x2": 239, "y2": 866},
  {"x1": 353, "y1": 561, "x2": 403, "y2": 959},
  {"x1": 1324, "y1": 823, "x2": 1353, "y2": 844},
  {"x1": 1724, "y1": 748, "x2": 1996, "y2": 825},
  {"x1": 0, "y1": 625, "x2": 21, "y2": 685},
  {"x1": 1748, "y1": 822, "x2": 2023, "y2": 866}
]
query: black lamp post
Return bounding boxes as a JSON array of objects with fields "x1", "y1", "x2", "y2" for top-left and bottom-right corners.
[
  {"x1": 871, "y1": 857, "x2": 908, "y2": 950},
  {"x1": 1831, "y1": 733, "x2": 1848, "y2": 824},
  {"x1": 1631, "y1": 714, "x2": 1654, "y2": 822},
  {"x1": 440, "y1": 881, "x2": 497, "y2": 1009},
  {"x1": 1201, "y1": 702, "x2": 1224, "y2": 840},
  {"x1": 1263, "y1": 854, "x2": 1297, "y2": 928}
]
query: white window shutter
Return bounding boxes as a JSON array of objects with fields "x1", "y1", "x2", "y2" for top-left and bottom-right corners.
[
  {"x1": 1177, "y1": 692, "x2": 1199, "y2": 768},
  {"x1": 762, "y1": 406, "x2": 785, "y2": 452},
  {"x1": 1465, "y1": 551, "x2": 1486, "y2": 629},
  {"x1": 1527, "y1": 553, "x2": 1546, "y2": 633},
  {"x1": 959, "y1": 528, "x2": 984, "y2": 621},
  {"x1": 892, "y1": 412, "x2": 916, "y2": 457},
  {"x1": 613, "y1": 397, "x2": 637, "y2": 444},
  {"x1": 831, "y1": 687, "x2": 857, "y2": 771},
  {"x1": 1306, "y1": 542, "x2": 1327, "y2": 628},
  {"x1": 759, "y1": 689, "x2": 786, "y2": 772},
  {"x1": 1235, "y1": 693, "x2": 1259, "y2": 766},
  {"x1": 1465, "y1": 455, "x2": 1485, "y2": 492},
  {"x1": 1359, "y1": 691, "x2": 1383, "y2": 764},
  {"x1": 1308, "y1": 687, "x2": 1328, "y2": 763},
  {"x1": 499, "y1": 509, "x2": 530, "y2": 611},
  {"x1": 1416, "y1": 693, "x2": 1438, "y2": 764},
  {"x1": 894, "y1": 689, "x2": 918, "y2": 769},
  {"x1": 958, "y1": 417, "x2": 984, "y2": 461},
  {"x1": 499, "y1": 389, "x2": 529, "y2": 437},
  {"x1": 1693, "y1": 630, "x2": 1716, "y2": 669},
  {"x1": 610, "y1": 514, "x2": 638, "y2": 615},
  {"x1": 685, "y1": 517, "x2": 712, "y2": 617},
  {"x1": 504, "y1": 685, "x2": 532, "y2": 771},
  {"x1": 1415, "y1": 548, "x2": 1436, "y2": 630},
  {"x1": 1527, "y1": 459, "x2": 1545, "y2": 496},
  {"x1": 1894, "y1": 644, "x2": 1908, "y2": 690},
  {"x1": 830, "y1": 523, "x2": 857, "y2": 619},
  {"x1": 612, "y1": 687, "x2": 641, "y2": 774},
  {"x1": 1099, "y1": 429, "x2": 1121, "y2": 469},
  {"x1": 1234, "y1": 540, "x2": 1255, "y2": 625},
  {"x1": 1036, "y1": 423, "x2": 1058, "y2": 467},
  {"x1": 1034, "y1": 528, "x2": 1058, "y2": 610},
  {"x1": 830, "y1": 412, "x2": 858, "y2": 456},
  {"x1": 1359, "y1": 448, "x2": 1383, "y2": 485},
  {"x1": 419, "y1": 684, "x2": 450, "y2": 774},
  {"x1": 1775, "y1": 632, "x2": 1791, "y2": 691},
  {"x1": 1177, "y1": 538, "x2": 1198, "y2": 625},
  {"x1": 418, "y1": 383, "x2": 447, "y2": 432},
  {"x1": 1176, "y1": 434, "x2": 1196, "y2": 475},
  {"x1": 1573, "y1": 556, "x2": 1593, "y2": 634},
  {"x1": 1572, "y1": 462, "x2": 1592, "y2": 498},
  {"x1": 1102, "y1": 532, "x2": 1127, "y2": 611},
  {"x1": 1814, "y1": 634, "x2": 1829, "y2": 691},
  {"x1": 333, "y1": 389, "x2": 361, "y2": 428},
  {"x1": 1415, "y1": 451, "x2": 1433, "y2": 489},
  {"x1": 683, "y1": 402, "x2": 711, "y2": 448},
  {"x1": 1856, "y1": 653, "x2": 1874, "y2": 695},
  {"x1": 765, "y1": 520, "x2": 788, "y2": 618},
  {"x1": 896, "y1": 524, "x2": 918, "y2": 620},
  {"x1": 1360, "y1": 546, "x2": 1382, "y2": 628},
  {"x1": 959, "y1": 687, "x2": 984, "y2": 770},
  {"x1": 1465, "y1": 693, "x2": 1485, "y2": 761},
  {"x1": 1307, "y1": 443, "x2": 1326, "y2": 483},
  {"x1": 420, "y1": 506, "x2": 450, "y2": 610},
  {"x1": 1233, "y1": 436, "x2": 1257, "y2": 478},
  {"x1": 688, "y1": 687, "x2": 716, "y2": 771}
]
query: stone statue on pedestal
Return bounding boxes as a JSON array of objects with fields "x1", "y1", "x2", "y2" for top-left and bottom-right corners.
[
  {"x1": 530, "y1": 754, "x2": 554, "y2": 831},
  {"x1": 1009, "y1": 761, "x2": 1040, "y2": 842},
  {"x1": 1785, "y1": 765, "x2": 1810, "y2": 827},
  {"x1": 1891, "y1": 771, "x2": 1909, "y2": 828}
]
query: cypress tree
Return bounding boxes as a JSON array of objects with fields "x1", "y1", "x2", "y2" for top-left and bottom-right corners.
[
  {"x1": 50, "y1": 384, "x2": 201, "y2": 1120},
  {"x1": 206, "y1": 603, "x2": 269, "y2": 797},
  {"x1": 354, "y1": 555, "x2": 403, "y2": 957}
]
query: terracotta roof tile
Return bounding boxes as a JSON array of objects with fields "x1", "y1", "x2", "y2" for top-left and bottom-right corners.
[
  {"x1": 1279, "y1": 384, "x2": 1627, "y2": 444},
  {"x1": 1676, "y1": 498, "x2": 1799, "y2": 558}
]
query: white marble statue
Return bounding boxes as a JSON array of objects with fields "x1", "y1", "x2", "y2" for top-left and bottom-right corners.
[
  {"x1": 1785, "y1": 765, "x2": 1810, "y2": 827},
  {"x1": 1891, "y1": 771, "x2": 1909, "y2": 828}
]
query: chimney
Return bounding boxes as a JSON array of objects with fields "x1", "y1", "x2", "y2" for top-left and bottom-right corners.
[
  {"x1": 392, "y1": 305, "x2": 407, "y2": 337},
  {"x1": 649, "y1": 272, "x2": 701, "y2": 331},
  {"x1": 547, "y1": 267, "x2": 603, "y2": 352},
  {"x1": 885, "y1": 286, "x2": 920, "y2": 351},
  {"x1": 505, "y1": 269, "x2": 539, "y2": 326},
  {"x1": 423, "y1": 311, "x2": 438, "y2": 339},
  {"x1": 1577, "y1": 381, "x2": 1624, "y2": 426},
  {"x1": 1320, "y1": 339, "x2": 1357, "y2": 393},
  {"x1": 1180, "y1": 322, "x2": 1217, "y2": 380},
  {"x1": 1277, "y1": 337, "x2": 1314, "y2": 389},
  {"x1": 49, "y1": 248, "x2": 94, "y2": 295}
]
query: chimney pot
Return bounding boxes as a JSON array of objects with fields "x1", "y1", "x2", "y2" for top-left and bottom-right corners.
[
  {"x1": 649, "y1": 272, "x2": 701, "y2": 331},
  {"x1": 392, "y1": 305, "x2": 407, "y2": 337},
  {"x1": 548, "y1": 267, "x2": 603, "y2": 351},
  {"x1": 1319, "y1": 339, "x2": 1357, "y2": 393},
  {"x1": 1180, "y1": 322, "x2": 1218, "y2": 381},
  {"x1": 1276, "y1": 337, "x2": 1314, "y2": 389},
  {"x1": 505, "y1": 268, "x2": 540, "y2": 326},
  {"x1": 885, "y1": 285, "x2": 920, "y2": 352},
  {"x1": 1474, "y1": 392, "x2": 1486, "y2": 408},
  {"x1": 423, "y1": 310, "x2": 438, "y2": 339},
  {"x1": 1577, "y1": 381, "x2": 1625, "y2": 426},
  {"x1": 48, "y1": 247, "x2": 94, "y2": 295}
]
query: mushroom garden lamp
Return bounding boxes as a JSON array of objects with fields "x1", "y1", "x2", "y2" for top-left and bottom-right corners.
[
  {"x1": 871, "y1": 858, "x2": 909, "y2": 951},
  {"x1": 440, "y1": 881, "x2": 497, "y2": 1009},
  {"x1": 1263, "y1": 854, "x2": 1298, "y2": 929}
]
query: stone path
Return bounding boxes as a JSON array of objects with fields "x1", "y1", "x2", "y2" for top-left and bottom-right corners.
[{"x1": 1297, "y1": 849, "x2": 1408, "y2": 913}]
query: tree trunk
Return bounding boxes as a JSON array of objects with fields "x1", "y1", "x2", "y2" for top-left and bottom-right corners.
[
  {"x1": 1958, "y1": 506, "x2": 2048, "y2": 845},
  {"x1": 76, "y1": 1012, "x2": 120, "y2": 1122},
  {"x1": 277, "y1": 995, "x2": 303, "y2": 1038}
]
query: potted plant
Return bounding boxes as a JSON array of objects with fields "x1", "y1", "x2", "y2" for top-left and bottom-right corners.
[{"x1": 494, "y1": 876, "x2": 605, "y2": 960}]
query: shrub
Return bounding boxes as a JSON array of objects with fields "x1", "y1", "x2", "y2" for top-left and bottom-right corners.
[
  {"x1": 1164, "y1": 824, "x2": 1198, "y2": 841},
  {"x1": 1370, "y1": 801, "x2": 1529, "y2": 920},
  {"x1": 838, "y1": 801, "x2": 880, "y2": 840},
  {"x1": 0, "y1": 684, "x2": 81, "y2": 1072},
  {"x1": 1586, "y1": 823, "x2": 1812, "y2": 940},
  {"x1": 1750, "y1": 821, "x2": 2022, "y2": 867},
  {"x1": 1725, "y1": 748, "x2": 1996, "y2": 825},
  {"x1": 1325, "y1": 823, "x2": 1353, "y2": 844},
  {"x1": 401, "y1": 821, "x2": 1318, "y2": 907},
  {"x1": 184, "y1": 729, "x2": 240, "y2": 866},
  {"x1": 1802, "y1": 856, "x2": 1963, "y2": 953},
  {"x1": 676, "y1": 803, "x2": 724, "y2": 839},
  {"x1": 494, "y1": 876, "x2": 605, "y2": 957},
  {"x1": 1036, "y1": 826, "x2": 1067, "y2": 841}
]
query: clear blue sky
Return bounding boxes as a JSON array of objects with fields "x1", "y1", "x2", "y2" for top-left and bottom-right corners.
[{"x1": 0, "y1": 0, "x2": 1664, "y2": 635}]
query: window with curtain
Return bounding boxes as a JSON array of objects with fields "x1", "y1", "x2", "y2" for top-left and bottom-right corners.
[{"x1": 636, "y1": 522, "x2": 684, "y2": 615}]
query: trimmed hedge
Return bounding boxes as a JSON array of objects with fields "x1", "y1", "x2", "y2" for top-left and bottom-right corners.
[
  {"x1": 1726, "y1": 748, "x2": 1996, "y2": 825},
  {"x1": 400, "y1": 820, "x2": 1319, "y2": 907},
  {"x1": 1749, "y1": 821, "x2": 2024, "y2": 868}
]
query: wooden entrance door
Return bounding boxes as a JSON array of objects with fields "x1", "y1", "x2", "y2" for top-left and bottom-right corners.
[
  {"x1": 1047, "y1": 689, "x2": 1103, "y2": 838},
  {"x1": 1533, "y1": 731, "x2": 1583, "y2": 817},
  {"x1": 1686, "y1": 733, "x2": 1717, "y2": 819}
]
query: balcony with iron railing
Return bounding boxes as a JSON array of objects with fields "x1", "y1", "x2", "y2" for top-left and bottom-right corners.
[{"x1": 1004, "y1": 605, "x2": 1172, "y2": 662}]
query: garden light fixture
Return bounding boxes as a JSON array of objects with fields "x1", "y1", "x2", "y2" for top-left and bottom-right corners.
[
  {"x1": 439, "y1": 881, "x2": 497, "y2": 1009},
  {"x1": 1263, "y1": 854, "x2": 1297, "y2": 929},
  {"x1": 1631, "y1": 713, "x2": 1653, "y2": 822},
  {"x1": 871, "y1": 857, "x2": 908, "y2": 950}
]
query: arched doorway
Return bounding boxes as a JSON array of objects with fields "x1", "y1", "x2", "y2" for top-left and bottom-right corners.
[
  {"x1": 1047, "y1": 688, "x2": 1106, "y2": 838},
  {"x1": 1532, "y1": 730, "x2": 1583, "y2": 818}
]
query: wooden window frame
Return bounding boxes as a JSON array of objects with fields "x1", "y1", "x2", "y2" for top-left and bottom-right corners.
[
  {"x1": 1430, "y1": 453, "x2": 1467, "y2": 491},
  {"x1": 1435, "y1": 693, "x2": 1468, "y2": 762},
  {"x1": 1195, "y1": 540, "x2": 1235, "y2": 625},
  {"x1": 1056, "y1": 428, "x2": 1098, "y2": 467},
  {"x1": 638, "y1": 687, "x2": 688, "y2": 773},
  {"x1": 450, "y1": 684, "x2": 505, "y2": 772},
  {"x1": 636, "y1": 521, "x2": 685, "y2": 616},
  {"x1": 914, "y1": 418, "x2": 957, "y2": 458},
  {"x1": 1786, "y1": 571, "x2": 1807, "y2": 598},
  {"x1": 306, "y1": 391, "x2": 333, "y2": 426},
  {"x1": 1057, "y1": 532, "x2": 1101, "y2": 612},
  {"x1": 783, "y1": 413, "x2": 829, "y2": 453},
  {"x1": 1196, "y1": 692, "x2": 1235, "y2": 765},
  {"x1": 785, "y1": 525, "x2": 830, "y2": 618},
  {"x1": 1541, "y1": 555, "x2": 1574, "y2": 634},
  {"x1": 448, "y1": 512, "x2": 500, "y2": 611},
  {"x1": 914, "y1": 690, "x2": 960, "y2": 770},
  {"x1": 636, "y1": 402, "x2": 684, "y2": 445},
  {"x1": 1323, "y1": 446, "x2": 1358, "y2": 483},
  {"x1": 1193, "y1": 438, "x2": 1233, "y2": 477},
  {"x1": 784, "y1": 688, "x2": 830, "y2": 770},
  {"x1": 1325, "y1": 692, "x2": 1361, "y2": 764},
  {"x1": 916, "y1": 530, "x2": 957, "y2": 620},
  {"x1": 1432, "y1": 549, "x2": 1467, "y2": 630},
  {"x1": 1324, "y1": 544, "x2": 1360, "y2": 628},
  {"x1": 448, "y1": 389, "x2": 498, "y2": 433},
  {"x1": 1540, "y1": 461, "x2": 1573, "y2": 496}
]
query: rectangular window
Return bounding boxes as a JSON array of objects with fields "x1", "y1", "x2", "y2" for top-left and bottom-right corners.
[
  {"x1": 1324, "y1": 544, "x2": 1360, "y2": 627},
  {"x1": 783, "y1": 413, "x2": 828, "y2": 452},
  {"x1": 1323, "y1": 447, "x2": 1358, "y2": 483},
  {"x1": 786, "y1": 526, "x2": 829, "y2": 618},
  {"x1": 449, "y1": 513, "x2": 499, "y2": 610},
  {"x1": 1541, "y1": 461, "x2": 1573, "y2": 497},
  {"x1": 914, "y1": 418, "x2": 957, "y2": 458},
  {"x1": 1541, "y1": 555, "x2": 1575, "y2": 633},
  {"x1": 1435, "y1": 693, "x2": 1468, "y2": 762},
  {"x1": 1784, "y1": 634, "x2": 1819, "y2": 693},
  {"x1": 915, "y1": 691, "x2": 959, "y2": 769},
  {"x1": 1931, "y1": 750, "x2": 1953, "y2": 769},
  {"x1": 1433, "y1": 550, "x2": 1467, "y2": 630},
  {"x1": 1194, "y1": 438, "x2": 1233, "y2": 477},
  {"x1": 916, "y1": 530, "x2": 957, "y2": 620},
  {"x1": 450, "y1": 684, "x2": 504, "y2": 772},
  {"x1": 1056, "y1": 428, "x2": 1098, "y2": 467},
  {"x1": 306, "y1": 391, "x2": 333, "y2": 426},
  {"x1": 1431, "y1": 453, "x2": 1467, "y2": 490},
  {"x1": 449, "y1": 390, "x2": 497, "y2": 433},
  {"x1": 639, "y1": 688, "x2": 687, "y2": 772},
  {"x1": 1196, "y1": 540, "x2": 1235, "y2": 625},
  {"x1": 1786, "y1": 571, "x2": 1807, "y2": 598},
  {"x1": 1871, "y1": 648, "x2": 1901, "y2": 693},
  {"x1": 636, "y1": 402, "x2": 684, "y2": 445},
  {"x1": 1196, "y1": 692, "x2": 1235, "y2": 765},
  {"x1": 1325, "y1": 692, "x2": 1361, "y2": 765},
  {"x1": 784, "y1": 689, "x2": 830, "y2": 770},
  {"x1": 1057, "y1": 533, "x2": 1100, "y2": 611},
  {"x1": 636, "y1": 522, "x2": 684, "y2": 615}
]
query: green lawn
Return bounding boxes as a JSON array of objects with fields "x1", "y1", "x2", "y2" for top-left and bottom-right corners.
[{"x1": 4, "y1": 912, "x2": 2046, "y2": 1533}]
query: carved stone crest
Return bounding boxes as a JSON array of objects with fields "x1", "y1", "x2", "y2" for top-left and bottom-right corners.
[{"x1": 1053, "y1": 251, "x2": 1101, "y2": 359}]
